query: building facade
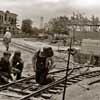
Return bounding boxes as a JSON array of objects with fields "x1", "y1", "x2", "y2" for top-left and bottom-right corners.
[{"x1": 0, "y1": 10, "x2": 18, "y2": 35}]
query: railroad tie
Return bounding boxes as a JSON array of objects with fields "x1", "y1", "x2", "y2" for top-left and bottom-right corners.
[
  {"x1": 68, "y1": 79, "x2": 79, "y2": 83},
  {"x1": 8, "y1": 87, "x2": 30, "y2": 95},
  {"x1": 52, "y1": 86, "x2": 63, "y2": 90},
  {"x1": 0, "y1": 91, "x2": 24, "y2": 98},
  {"x1": 48, "y1": 89, "x2": 58, "y2": 94},
  {"x1": 41, "y1": 93, "x2": 52, "y2": 99},
  {"x1": 72, "y1": 77, "x2": 82, "y2": 81}
]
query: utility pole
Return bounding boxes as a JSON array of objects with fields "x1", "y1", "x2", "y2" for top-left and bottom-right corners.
[{"x1": 62, "y1": 37, "x2": 72, "y2": 100}]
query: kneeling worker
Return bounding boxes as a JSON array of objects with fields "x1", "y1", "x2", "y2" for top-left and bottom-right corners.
[
  {"x1": 0, "y1": 51, "x2": 12, "y2": 84},
  {"x1": 32, "y1": 47, "x2": 55, "y2": 85},
  {"x1": 11, "y1": 51, "x2": 24, "y2": 80}
]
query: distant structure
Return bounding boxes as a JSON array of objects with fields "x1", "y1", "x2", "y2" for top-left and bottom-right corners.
[
  {"x1": 0, "y1": 10, "x2": 18, "y2": 34},
  {"x1": 40, "y1": 17, "x2": 44, "y2": 29}
]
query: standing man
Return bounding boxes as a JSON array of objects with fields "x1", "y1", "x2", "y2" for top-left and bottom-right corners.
[
  {"x1": 0, "y1": 51, "x2": 12, "y2": 84},
  {"x1": 11, "y1": 51, "x2": 24, "y2": 80},
  {"x1": 3, "y1": 28, "x2": 12, "y2": 51},
  {"x1": 32, "y1": 47, "x2": 55, "y2": 85}
]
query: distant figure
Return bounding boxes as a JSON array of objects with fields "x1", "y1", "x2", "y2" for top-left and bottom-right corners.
[
  {"x1": 89, "y1": 55, "x2": 99, "y2": 66},
  {"x1": 32, "y1": 47, "x2": 55, "y2": 85},
  {"x1": 63, "y1": 39, "x2": 66, "y2": 46},
  {"x1": 3, "y1": 28, "x2": 12, "y2": 51},
  {"x1": 67, "y1": 48, "x2": 77, "y2": 56},
  {"x1": 0, "y1": 51, "x2": 12, "y2": 84},
  {"x1": 11, "y1": 51, "x2": 24, "y2": 80}
]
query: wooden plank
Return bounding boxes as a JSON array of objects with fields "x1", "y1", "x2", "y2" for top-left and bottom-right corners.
[
  {"x1": 0, "y1": 75, "x2": 35, "y2": 90},
  {"x1": 48, "y1": 89, "x2": 58, "y2": 94},
  {"x1": 8, "y1": 87, "x2": 30, "y2": 95},
  {"x1": 0, "y1": 91, "x2": 23, "y2": 98},
  {"x1": 41, "y1": 93, "x2": 52, "y2": 99}
]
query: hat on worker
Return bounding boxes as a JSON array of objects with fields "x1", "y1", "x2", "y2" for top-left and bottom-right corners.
[
  {"x1": 3, "y1": 51, "x2": 11, "y2": 56},
  {"x1": 14, "y1": 51, "x2": 21, "y2": 56},
  {"x1": 43, "y1": 46, "x2": 54, "y2": 57}
]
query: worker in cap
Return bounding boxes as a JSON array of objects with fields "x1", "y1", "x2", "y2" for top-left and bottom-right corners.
[
  {"x1": 67, "y1": 48, "x2": 77, "y2": 55},
  {"x1": 11, "y1": 51, "x2": 24, "y2": 80},
  {"x1": 14, "y1": 51, "x2": 21, "y2": 56},
  {"x1": 43, "y1": 46, "x2": 54, "y2": 57},
  {"x1": 3, "y1": 51, "x2": 11, "y2": 56},
  {"x1": 0, "y1": 51, "x2": 12, "y2": 84},
  {"x1": 3, "y1": 27, "x2": 12, "y2": 51},
  {"x1": 32, "y1": 46, "x2": 55, "y2": 85}
]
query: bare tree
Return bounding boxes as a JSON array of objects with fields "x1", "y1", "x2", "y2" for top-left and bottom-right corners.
[{"x1": 48, "y1": 16, "x2": 69, "y2": 35}]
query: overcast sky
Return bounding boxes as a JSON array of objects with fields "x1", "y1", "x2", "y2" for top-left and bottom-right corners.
[{"x1": 0, "y1": 0, "x2": 100, "y2": 27}]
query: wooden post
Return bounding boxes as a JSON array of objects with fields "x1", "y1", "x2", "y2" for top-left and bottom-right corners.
[{"x1": 62, "y1": 38, "x2": 72, "y2": 100}]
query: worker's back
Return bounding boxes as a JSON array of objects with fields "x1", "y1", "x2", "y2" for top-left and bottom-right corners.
[
  {"x1": 3, "y1": 31, "x2": 11, "y2": 42},
  {"x1": 3, "y1": 30, "x2": 12, "y2": 51}
]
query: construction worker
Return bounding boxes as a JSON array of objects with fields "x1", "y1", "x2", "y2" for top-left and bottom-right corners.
[
  {"x1": 87, "y1": 55, "x2": 99, "y2": 66},
  {"x1": 3, "y1": 28, "x2": 12, "y2": 51},
  {"x1": 11, "y1": 51, "x2": 24, "y2": 80},
  {"x1": 0, "y1": 51, "x2": 12, "y2": 84},
  {"x1": 32, "y1": 47, "x2": 55, "y2": 85}
]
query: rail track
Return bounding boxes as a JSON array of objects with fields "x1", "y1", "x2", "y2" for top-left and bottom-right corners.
[
  {"x1": 20, "y1": 70, "x2": 100, "y2": 100},
  {"x1": 0, "y1": 69, "x2": 100, "y2": 100},
  {"x1": 0, "y1": 40, "x2": 99, "y2": 100}
]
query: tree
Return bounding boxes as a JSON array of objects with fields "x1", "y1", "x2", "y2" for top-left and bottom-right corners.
[
  {"x1": 48, "y1": 16, "x2": 69, "y2": 35},
  {"x1": 32, "y1": 27, "x2": 39, "y2": 35},
  {"x1": 21, "y1": 19, "x2": 33, "y2": 35}
]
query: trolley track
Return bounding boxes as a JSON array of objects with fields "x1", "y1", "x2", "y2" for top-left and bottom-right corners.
[
  {"x1": 0, "y1": 69, "x2": 100, "y2": 100},
  {"x1": 0, "y1": 68, "x2": 73, "y2": 91},
  {"x1": 0, "y1": 69, "x2": 73, "y2": 99}
]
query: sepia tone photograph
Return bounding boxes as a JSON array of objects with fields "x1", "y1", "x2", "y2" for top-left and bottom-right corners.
[{"x1": 0, "y1": 0, "x2": 100, "y2": 100}]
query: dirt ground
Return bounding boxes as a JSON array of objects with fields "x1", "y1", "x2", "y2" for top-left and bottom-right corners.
[{"x1": 51, "y1": 76, "x2": 100, "y2": 100}]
